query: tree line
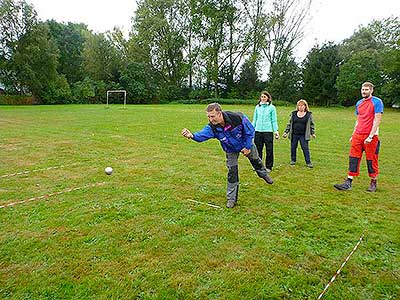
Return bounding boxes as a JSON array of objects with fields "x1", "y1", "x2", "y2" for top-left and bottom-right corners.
[{"x1": 0, "y1": 0, "x2": 399, "y2": 106}]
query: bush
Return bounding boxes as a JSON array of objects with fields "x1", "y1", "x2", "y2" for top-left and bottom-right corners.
[
  {"x1": 188, "y1": 89, "x2": 212, "y2": 100},
  {"x1": 41, "y1": 74, "x2": 72, "y2": 104},
  {"x1": 171, "y1": 98, "x2": 256, "y2": 105},
  {"x1": 0, "y1": 95, "x2": 38, "y2": 105},
  {"x1": 71, "y1": 78, "x2": 107, "y2": 104}
]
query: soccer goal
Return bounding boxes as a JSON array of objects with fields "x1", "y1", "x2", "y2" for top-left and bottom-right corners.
[{"x1": 106, "y1": 90, "x2": 127, "y2": 109}]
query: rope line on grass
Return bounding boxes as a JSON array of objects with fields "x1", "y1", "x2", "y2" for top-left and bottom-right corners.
[
  {"x1": 0, "y1": 163, "x2": 79, "y2": 178},
  {"x1": 0, "y1": 182, "x2": 106, "y2": 209},
  {"x1": 317, "y1": 233, "x2": 364, "y2": 299},
  {"x1": 186, "y1": 199, "x2": 223, "y2": 209}
]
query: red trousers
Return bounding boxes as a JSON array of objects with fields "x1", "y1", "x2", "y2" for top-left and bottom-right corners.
[{"x1": 348, "y1": 133, "x2": 380, "y2": 177}]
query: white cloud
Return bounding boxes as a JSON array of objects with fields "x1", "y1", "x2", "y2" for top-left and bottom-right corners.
[
  {"x1": 28, "y1": 0, "x2": 137, "y2": 36},
  {"x1": 297, "y1": 0, "x2": 400, "y2": 58}
]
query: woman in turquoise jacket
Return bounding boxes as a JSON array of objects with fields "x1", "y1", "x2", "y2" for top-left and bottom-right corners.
[{"x1": 252, "y1": 91, "x2": 280, "y2": 172}]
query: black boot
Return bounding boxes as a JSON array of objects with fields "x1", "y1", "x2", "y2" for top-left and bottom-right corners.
[
  {"x1": 367, "y1": 179, "x2": 377, "y2": 192},
  {"x1": 334, "y1": 178, "x2": 352, "y2": 190}
]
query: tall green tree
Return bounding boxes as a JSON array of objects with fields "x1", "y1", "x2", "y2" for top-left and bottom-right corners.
[
  {"x1": 81, "y1": 30, "x2": 123, "y2": 83},
  {"x1": 336, "y1": 50, "x2": 382, "y2": 106},
  {"x1": 236, "y1": 0, "x2": 267, "y2": 94},
  {"x1": 262, "y1": 0, "x2": 311, "y2": 68},
  {"x1": 301, "y1": 42, "x2": 340, "y2": 106},
  {"x1": 46, "y1": 20, "x2": 88, "y2": 85},
  {"x1": 120, "y1": 60, "x2": 158, "y2": 103},
  {"x1": 0, "y1": 0, "x2": 37, "y2": 92},
  {"x1": 267, "y1": 50, "x2": 301, "y2": 102},
  {"x1": 339, "y1": 17, "x2": 400, "y2": 61},
  {"x1": 12, "y1": 23, "x2": 70, "y2": 102},
  {"x1": 336, "y1": 17, "x2": 399, "y2": 106},
  {"x1": 236, "y1": 57, "x2": 262, "y2": 99},
  {"x1": 121, "y1": 33, "x2": 159, "y2": 103},
  {"x1": 380, "y1": 43, "x2": 400, "y2": 106},
  {"x1": 133, "y1": 0, "x2": 189, "y2": 99},
  {"x1": 240, "y1": 0, "x2": 266, "y2": 60},
  {"x1": 191, "y1": 0, "x2": 238, "y2": 96}
]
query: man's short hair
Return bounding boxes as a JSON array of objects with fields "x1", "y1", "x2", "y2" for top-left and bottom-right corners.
[
  {"x1": 206, "y1": 103, "x2": 222, "y2": 112},
  {"x1": 362, "y1": 81, "x2": 374, "y2": 89}
]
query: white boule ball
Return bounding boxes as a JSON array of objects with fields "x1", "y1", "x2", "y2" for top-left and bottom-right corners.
[{"x1": 105, "y1": 167, "x2": 113, "y2": 175}]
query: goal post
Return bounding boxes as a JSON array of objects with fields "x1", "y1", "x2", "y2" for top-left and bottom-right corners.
[{"x1": 106, "y1": 90, "x2": 127, "y2": 109}]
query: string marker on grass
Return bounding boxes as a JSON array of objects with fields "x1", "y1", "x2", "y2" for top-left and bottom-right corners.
[
  {"x1": 317, "y1": 233, "x2": 364, "y2": 299},
  {"x1": 186, "y1": 199, "x2": 223, "y2": 209},
  {"x1": 0, "y1": 182, "x2": 106, "y2": 209},
  {"x1": 0, "y1": 163, "x2": 79, "y2": 179}
]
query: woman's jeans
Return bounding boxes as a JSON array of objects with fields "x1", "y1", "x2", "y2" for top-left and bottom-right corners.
[{"x1": 291, "y1": 134, "x2": 311, "y2": 164}]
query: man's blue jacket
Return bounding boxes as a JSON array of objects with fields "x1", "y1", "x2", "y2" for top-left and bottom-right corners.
[{"x1": 192, "y1": 111, "x2": 255, "y2": 153}]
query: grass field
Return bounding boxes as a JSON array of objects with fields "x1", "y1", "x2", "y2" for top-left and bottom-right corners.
[{"x1": 0, "y1": 104, "x2": 399, "y2": 299}]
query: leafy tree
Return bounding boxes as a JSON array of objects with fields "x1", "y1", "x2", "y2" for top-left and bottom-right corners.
[
  {"x1": 41, "y1": 74, "x2": 71, "y2": 104},
  {"x1": 262, "y1": 0, "x2": 311, "y2": 68},
  {"x1": 240, "y1": 0, "x2": 266, "y2": 60},
  {"x1": 381, "y1": 43, "x2": 400, "y2": 106},
  {"x1": 339, "y1": 17, "x2": 400, "y2": 61},
  {"x1": 12, "y1": 23, "x2": 71, "y2": 102},
  {"x1": 336, "y1": 17, "x2": 399, "y2": 106},
  {"x1": 122, "y1": 32, "x2": 160, "y2": 102},
  {"x1": 191, "y1": 0, "x2": 238, "y2": 97},
  {"x1": 120, "y1": 61, "x2": 158, "y2": 103},
  {"x1": 220, "y1": 0, "x2": 251, "y2": 95},
  {"x1": 267, "y1": 50, "x2": 301, "y2": 102},
  {"x1": 236, "y1": 57, "x2": 262, "y2": 99},
  {"x1": 0, "y1": 0, "x2": 37, "y2": 58},
  {"x1": 71, "y1": 77, "x2": 108, "y2": 104},
  {"x1": 46, "y1": 20, "x2": 88, "y2": 85},
  {"x1": 0, "y1": 0, "x2": 37, "y2": 92},
  {"x1": 133, "y1": 0, "x2": 189, "y2": 99},
  {"x1": 82, "y1": 31, "x2": 123, "y2": 83},
  {"x1": 301, "y1": 42, "x2": 340, "y2": 106},
  {"x1": 336, "y1": 50, "x2": 383, "y2": 106}
]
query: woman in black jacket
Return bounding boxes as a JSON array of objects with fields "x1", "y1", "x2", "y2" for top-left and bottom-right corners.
[{"x1": 282, "y1": 99, "x2": 316, "y2": 168}]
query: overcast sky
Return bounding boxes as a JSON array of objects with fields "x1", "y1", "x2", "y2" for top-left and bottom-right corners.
[{"x1": 28, "y1": 0, "x2": 399, "y2": 59}]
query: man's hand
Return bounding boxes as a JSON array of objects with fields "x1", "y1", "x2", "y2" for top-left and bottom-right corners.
[
  {"x1": 311, "y1": 133, "x2": 316, "y2": 138},
  {"x1": 274, "y1": 132, "x2": 280, "y2": 139},
  {"x1": 364, "y1": 136, "x2": 373, "y2": 144},
  {"x1": 282, "y1": 133, "x2": 288, "y2": 139},
  {"x1": 241, "y1": 148, "x2": 251, "y2": 157},
  {"x1": 181, "y1": 128, "x2": 193, "y2": 139}
]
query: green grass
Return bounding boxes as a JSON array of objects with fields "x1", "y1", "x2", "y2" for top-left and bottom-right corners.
[{"x1": 0, "y1": 104, "x2": 399, "y2": 299}]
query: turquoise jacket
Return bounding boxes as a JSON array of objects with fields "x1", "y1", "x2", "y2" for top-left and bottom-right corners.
[{"x1": 252, "y1": 103, "x2": 279, "y2": 133}]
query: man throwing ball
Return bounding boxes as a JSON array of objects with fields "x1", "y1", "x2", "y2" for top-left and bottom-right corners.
[{"x1": 182, "y1": 103, "x2": 273, "y2": 208}]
